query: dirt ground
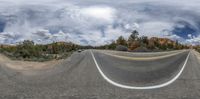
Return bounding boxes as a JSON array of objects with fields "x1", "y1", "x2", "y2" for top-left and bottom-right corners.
[
  {"x1": 193, "y1": 50, "x2": 200, "y2": 60},
  {"x1": 0, "y1": 54, "x2": 64, "y2": 71}
]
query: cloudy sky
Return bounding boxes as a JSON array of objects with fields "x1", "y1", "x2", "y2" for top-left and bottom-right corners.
[{"x1": 0, "y1": 0, "x2": 200, "y2": 45}]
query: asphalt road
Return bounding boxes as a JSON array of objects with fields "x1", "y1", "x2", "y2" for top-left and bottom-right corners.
[
  {"x1": 93, "y1": 50, "x2": 189, "y2": 87},
  {"x1": 0, "y1": 50, "x2": 200, "y2": 99}
]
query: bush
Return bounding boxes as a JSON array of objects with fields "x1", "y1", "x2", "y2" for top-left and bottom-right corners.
[
  {"x1": 132, "y1": 46, "x2": 150, "y2": 52},
  {"x1": 0, "y1": 40, "x2": 77, "y2": 61},
  {"x1": 115, "y1": 45, "x2": 128, "y2": 51}
]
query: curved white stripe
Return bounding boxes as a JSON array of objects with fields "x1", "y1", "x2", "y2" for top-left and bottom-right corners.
[{"x1": 90, "y1": 50, "x2": 190, "y2": 90}]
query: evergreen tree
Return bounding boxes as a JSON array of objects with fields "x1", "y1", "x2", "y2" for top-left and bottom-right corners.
[
  {"x1": 128, "y1": 30, "x2": 139, "y2": 43},
  {"x1": 128, "y1": 30, "x2": 139, "y2": 49},
  {"x1": 116, "y1": 36, "x2": 127, "y2": 46}
]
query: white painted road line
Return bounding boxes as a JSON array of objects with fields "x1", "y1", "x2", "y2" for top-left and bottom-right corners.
[{"x1": 90, "y1": 50, "x2": 190, "y2": 90}]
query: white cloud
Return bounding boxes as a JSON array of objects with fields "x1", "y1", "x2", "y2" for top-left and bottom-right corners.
[
  {"x1": 188, "y1": 34, "x2": 192, "y2": 38},
  {"x1": 138, "y1": 21, "x2": 174, "y2": 37},
  {"x1": 80, "y1": 6, "x2": 116, "y2": 22},
  {"x1": 186, "y1": 36, "x2": 200, "y2": 45},
  {"x1": 124, "y1": 23, "x2": 140, "y2": 30},
  {"x1": 0, "y1": 0, "x2": 200, "y2": 45}
]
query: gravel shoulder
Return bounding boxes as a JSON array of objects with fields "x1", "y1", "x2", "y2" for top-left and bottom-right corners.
[{"x1": 0, "y1": 54, "x2": 64, "y2": 71}]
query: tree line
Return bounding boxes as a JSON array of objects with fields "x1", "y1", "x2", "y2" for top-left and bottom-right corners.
[
  {"x1": 0, "y1": 30, "x2": 193, "y2": 61},
  {"x1": 96, "y1": 30, "x2": 189, "y2": 51},
  {"x1": 0, "y1": 40, "x2": 79, "y2": 61}
]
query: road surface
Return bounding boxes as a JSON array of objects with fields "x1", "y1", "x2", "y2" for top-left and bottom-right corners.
[{"x1": 0, "y1": 50, "x2": 200, "y2": 99}]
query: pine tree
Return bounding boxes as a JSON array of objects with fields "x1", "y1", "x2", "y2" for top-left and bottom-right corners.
[{"x1": 116, "y1": 36, "x2": 127, "y2": 46}]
